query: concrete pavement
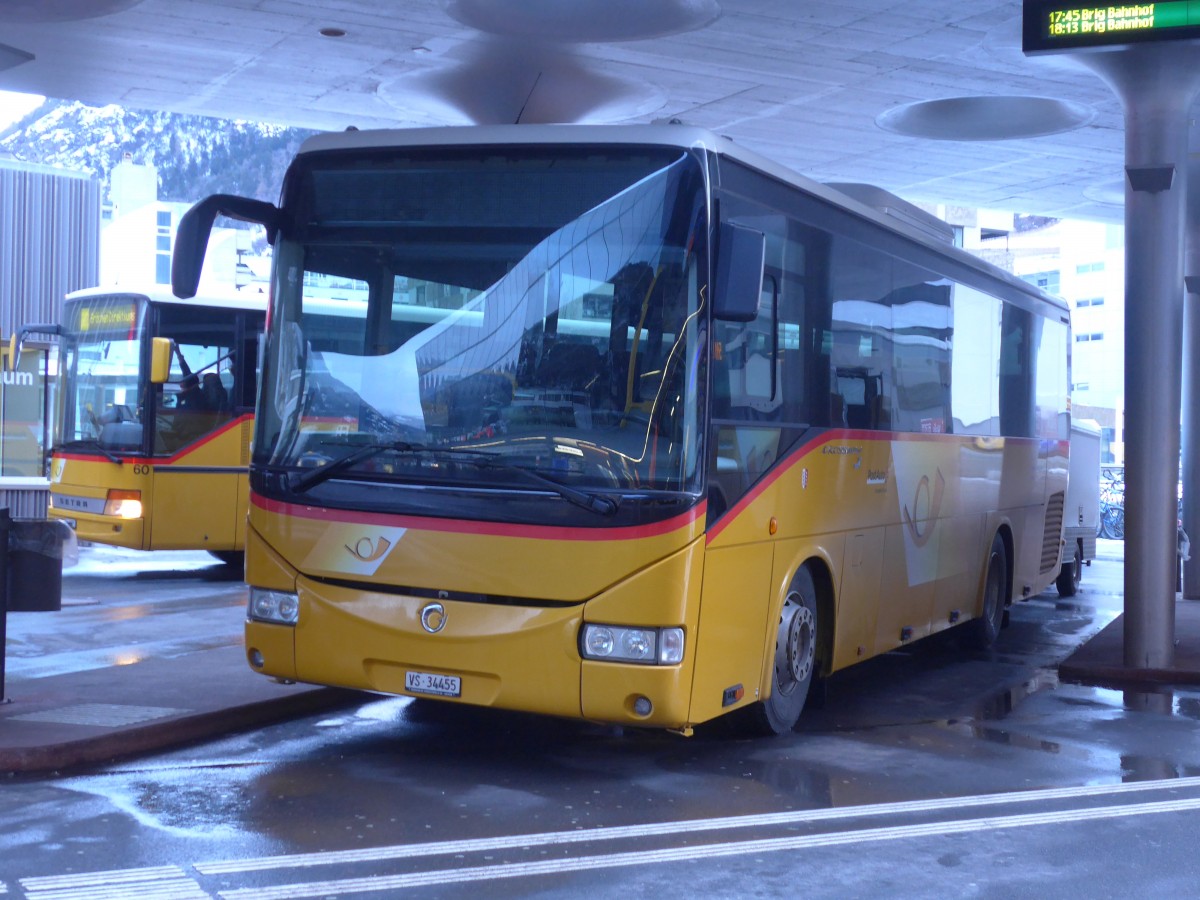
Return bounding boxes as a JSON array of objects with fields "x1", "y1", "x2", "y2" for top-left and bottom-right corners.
[
  {"x1": 1, "y1": 539, "x2": 1198, "y2": 776},
  {"x1": 0, "y1": 545, "x2": 359, "y2": 775}
]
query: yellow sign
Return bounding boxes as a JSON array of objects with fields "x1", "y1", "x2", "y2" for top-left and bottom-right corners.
[{"x1": 79, "y1": 303, "x2": 137, "y2": 332}]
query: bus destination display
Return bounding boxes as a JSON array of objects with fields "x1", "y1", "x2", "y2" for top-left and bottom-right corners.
[{"x1": 1023, "y1": 2, "x2": 1200, "y2": 52}]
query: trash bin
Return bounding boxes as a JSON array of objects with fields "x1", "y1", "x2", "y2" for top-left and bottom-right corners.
[{"x1": 5, "y1": 518, "x2": 72, "y2": 612}]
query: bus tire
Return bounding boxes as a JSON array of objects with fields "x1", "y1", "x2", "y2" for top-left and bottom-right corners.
[
  {"x1": 965, "y1": 534, "x2": 1007, "y2": 649},
  {"x1": 746, "y1": 567, "x2": 819, "y2": 736},
  {"x1": 1056, "y1": 543, "x2": 1082, "y2": 597}
]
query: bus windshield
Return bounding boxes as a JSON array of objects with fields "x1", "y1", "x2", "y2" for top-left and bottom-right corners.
[
  {"x1": 258, "y1": 146, "x2": 707, "y2": 500},
  {"x1": 58, "y1": 294, "x2": 148, "y2": 453},
  {"x1": 58, "y1": 293, "x2": 252, "y2": 458}
]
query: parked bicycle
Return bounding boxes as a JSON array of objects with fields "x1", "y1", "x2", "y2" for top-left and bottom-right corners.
[{"x1": 1099, "y1": 479, "x2": 1124, "y2": 540}]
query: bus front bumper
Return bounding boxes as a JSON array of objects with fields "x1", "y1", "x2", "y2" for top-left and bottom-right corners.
[
  {"x1": 49, "y1": 507, "x2": 145, "y2": 549},
  {"x1": 246, "y1": 592, "x2": 699, "y2": 731}
]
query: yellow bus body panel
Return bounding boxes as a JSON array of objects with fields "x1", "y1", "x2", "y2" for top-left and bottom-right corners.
[
  {"x1": 703, "y1": 430, "x2": 1065, "y2": 710},
  {"x1": 48, "y1": 416, "x2": 252, "y2": 552},
  {"x1": 49, "y1": 456, "x2": 148, "y2": 548},
  {"x1": 148, "y1": 472, "x2": 241, "y2": 549},
  {"x1": 243, "y1": 527, "x2": 299, "y2": 679},
  {"x1": 245, "y1": 428, "x2": 1066, "y2": 730},
  {"x1": 250, "y1": 495, "x2": 705, "y2": 601},
  {"x1": 579, "y1": 540, "x2": 704, "y2": 726},
  {"x1": 247, "y1": 497, "x2": 708, "y2": 728}
]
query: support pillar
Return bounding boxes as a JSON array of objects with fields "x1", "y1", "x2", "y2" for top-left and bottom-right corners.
[
  {"x1": 1183, "y1": 155, "x2": 1200, "y2": 600},
  {"x1": 1077, "y1": 44, "x2": 1200, "y2": 669}
]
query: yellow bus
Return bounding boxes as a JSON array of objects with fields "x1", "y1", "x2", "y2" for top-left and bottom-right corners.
[
  {"x1": 27, "y1": 288, "x2": 266, "y2": 563},
  {"x1": 172, "y1": 125, "x2": 1070, "y2": 734}
]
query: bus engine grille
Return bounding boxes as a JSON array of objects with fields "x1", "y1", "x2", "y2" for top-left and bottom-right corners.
[{"x1": 1041, "y1": 491, "x2": 1066, "y2": 573}]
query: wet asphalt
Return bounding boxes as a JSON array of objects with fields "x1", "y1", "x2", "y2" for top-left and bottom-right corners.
[{"x1": 2, "y1": 539, "x2": 1199, "y2": 898}]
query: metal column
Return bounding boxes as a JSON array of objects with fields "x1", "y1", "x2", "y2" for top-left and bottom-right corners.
[
  {"x1": 1078, "y1": 44, "x2": 1200, "y2": 669},
  {"x1": 1183, "y1": 151, "x2": 1200, "y2": 600}
]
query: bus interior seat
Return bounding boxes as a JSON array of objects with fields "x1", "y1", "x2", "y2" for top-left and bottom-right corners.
[
  {"x1": 537, "y1": 340, "x2": 602, "y2": 393},
  {"x1": 202, "y1": 373, "x2": 230, "y2": 413}
]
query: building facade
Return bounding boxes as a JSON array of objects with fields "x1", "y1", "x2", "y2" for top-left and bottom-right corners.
[{"x1": 0, "y1": 159, "x2": 100, "y2": 514}]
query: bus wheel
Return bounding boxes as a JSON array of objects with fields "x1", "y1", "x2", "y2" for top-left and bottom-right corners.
[
  {"x1": 1056, "y1": 543, "x2": 1082, "y2": 598},
  {"x1": 749, "y1": 567, "x2": 819, "y2": 735},
  {"x1": 965, "y1": 534, "x2": 1007, "y2": 649}
]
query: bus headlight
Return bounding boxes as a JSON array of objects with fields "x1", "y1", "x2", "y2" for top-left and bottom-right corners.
[
  {"x1": 103, "y1": 490, "x2": 142, "y2": 519},
  {"x1": 580, "y1": 624, "x2": 685, "y2": 665},
  {"x1": 249, "y1": 587, "x2": 300, "y2": 625}
]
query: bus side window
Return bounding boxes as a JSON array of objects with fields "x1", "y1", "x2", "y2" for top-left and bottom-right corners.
[{"x1": 715, "y1": 274, "x2": 778, "y2": 419}]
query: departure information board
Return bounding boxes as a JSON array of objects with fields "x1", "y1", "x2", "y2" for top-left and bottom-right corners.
[{"x1": 1023, "y1": 2, "x2": 1200, "y2": 53}]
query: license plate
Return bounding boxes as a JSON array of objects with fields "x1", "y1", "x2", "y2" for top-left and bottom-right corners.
[{"x1": 405, "y1": 670, "x2": 461, "y2": 698}]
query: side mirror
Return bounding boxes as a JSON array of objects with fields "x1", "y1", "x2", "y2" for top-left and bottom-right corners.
[
  {"x1": 7, "y1": 323, "x2": 61, "y2": 371},
  {"x1": 172, "y1": 194, "x2": 285, "y2": 299},
  {"x1": 149, "y1": 337, "x2": 173, "y2": 384},
  {"x1": 712, "y1": 222, "x2": 766, "y2": 322}
]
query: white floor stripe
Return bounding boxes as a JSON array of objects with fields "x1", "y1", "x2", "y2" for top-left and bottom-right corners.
[
  {"x1": 24, "y1": 887, "x2": 206, "y2": 900},
  {"x1": 195, "y1": 774, "x2": 1200, "y2": 875},
  {"x1": 217, "y1": 795, "x2": 1200, "y2": 900},
  {"x1": 21, "y1": 865, "x2": 207, "y2": 900},
  {"x1": 21, "y1": 867, "x2": 186, "y2": 890}
]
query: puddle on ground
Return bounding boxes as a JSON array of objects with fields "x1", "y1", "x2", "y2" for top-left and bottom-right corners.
[{"x1": 974, "y1": 669, "x2": 1061, "y2": 721}]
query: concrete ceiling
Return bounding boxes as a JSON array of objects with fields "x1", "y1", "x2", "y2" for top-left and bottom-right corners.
[{"x1": 0, "y1": 0, "x2": 1147, "y2": 222}]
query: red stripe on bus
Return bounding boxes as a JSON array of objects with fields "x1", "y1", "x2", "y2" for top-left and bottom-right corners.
[
  {"x1": 250, "y1": 493, "x2": 707, "y2": 542},
  {"x1": 704, "y1": 429, "x2": 1046, "y2": 545},
  {"x1": 54, "y1": 414, "x2": 253, "y2": 467}
]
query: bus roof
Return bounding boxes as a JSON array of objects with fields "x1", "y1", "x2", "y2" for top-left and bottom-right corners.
[
  {"x1": 66, "y1": 286, "x2": 269, "y2": 313},
  {"x1": 294, "y1": 124, "x2": 1069, "y2": 319}
]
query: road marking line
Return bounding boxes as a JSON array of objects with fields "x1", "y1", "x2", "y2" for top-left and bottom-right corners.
[
  {"x1": 196, "y1": 774, "x2": 1200, "y2": 875},
  {"x1": 21, "y1": 864, "x2": 207, "y2": 900},
  {"x1": 217, "y1": 795, "x2": 1200, "y2": 899},
  {"x1": 21, "y1": 866, "x2": 186, "y2": 889}
]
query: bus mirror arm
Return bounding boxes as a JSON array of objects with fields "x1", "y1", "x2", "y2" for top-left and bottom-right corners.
[
  {"x1": 712, "y1": 221, "x2": 766, "y2": 323},
  {"x1": 8, "y1": 323, "x2": 61, "y2": 371},
  {"x1": 172, "y1": 193, "x2": 286, "y2": 300}
]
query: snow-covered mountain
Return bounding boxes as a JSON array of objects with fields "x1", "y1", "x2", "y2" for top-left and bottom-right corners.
[{"x1": 0, "y1": 99, "x2": 318, "y2": 205}]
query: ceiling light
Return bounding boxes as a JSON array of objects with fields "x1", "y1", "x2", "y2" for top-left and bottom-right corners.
[
  {"x1": 444, "y1": 0, "x2": 720, "y2": 42},
  {"x1": 876, "y1": 96, "x2": 1094, "y2": 141}
]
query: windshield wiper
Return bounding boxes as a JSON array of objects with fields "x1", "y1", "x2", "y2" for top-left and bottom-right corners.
[
  {"x1": 289, "y1": 440, "x2": 418, "y2": 494},
  {"x1": 62, "y1": 438, "x2": 124, "y2": 465},
  {"x1": 289, "y1": 441, "x2": 618, "y2": 516},
  {"x1": 480, "y1": 458, "x2": 619, "y2": 516}
]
